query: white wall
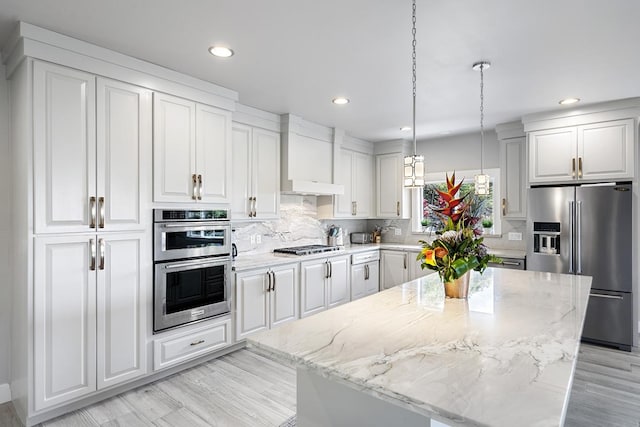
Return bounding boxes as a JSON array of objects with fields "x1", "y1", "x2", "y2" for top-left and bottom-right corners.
[
  {"x1": 416, "y1": 130, "x2": 499, "y2": 173},
  {"x1": 0, "y1": 67, "x2": 12, "y2": 394}
]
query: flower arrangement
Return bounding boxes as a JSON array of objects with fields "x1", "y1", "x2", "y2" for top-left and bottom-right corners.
[{"x1": 417, "y1": 172, "x2": 499, "y2": 283}]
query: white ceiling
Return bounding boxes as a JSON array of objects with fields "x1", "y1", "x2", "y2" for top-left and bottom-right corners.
[{"x1": 0, "y1": 0, "x2": 639, "y2": 142}]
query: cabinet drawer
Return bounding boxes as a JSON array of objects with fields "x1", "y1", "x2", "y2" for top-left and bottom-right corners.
[
  {"x1": 153, "y1": 319, "x2": 231, "y2": 370},
  {"x1": 352, "y1": 251, "x2": 379, "y2": 265}
]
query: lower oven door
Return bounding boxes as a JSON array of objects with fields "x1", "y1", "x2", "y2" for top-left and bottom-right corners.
[{"x1": 154, "y1": 257, "x2": 231, "y2": 332}]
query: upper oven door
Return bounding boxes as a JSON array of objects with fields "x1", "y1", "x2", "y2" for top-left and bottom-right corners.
[{"x1": 154, "y1": 222, "x2": 231, "y2": 261}]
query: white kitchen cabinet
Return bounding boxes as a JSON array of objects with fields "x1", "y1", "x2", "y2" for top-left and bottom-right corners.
[
  {"x1": 235, "y1": 263, "x2": 298, "y2": 340},
  {"x1": 529, "y1": 119, "x2": 634, "y2": 184},
  {"x1": 231, "y1": 123, "x2": 280, "y2": 220},
  {"x1": 376, "y1": 153, "x2": 410, "y2": 218},
  {"x1": 153, "y1": 92, "x2": 231, "y2": 203},
  {"x1": 500, "y1": 136, "x2": 527, "y2": 219},
  {"x1": 300, "y1": 255, "x2": 350, "y2": 318},
  {"x1": 351, "y1": 251, "x2": 380, "y2": 301},
  {"x1": 334, "y1": 149, "x2": 373, "y2": 218},
  {"x1": 33, "y1": 63, "x2": 151, "y2": 234},
  {"x1": 34, "y1": 232, "x2": 147, "y2": 410},
  {"x1": 381, "y1": 249, "x2": 427, "y2": 290}
]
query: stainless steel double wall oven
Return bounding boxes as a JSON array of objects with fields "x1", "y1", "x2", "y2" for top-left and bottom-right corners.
[{"x1": 153, "y1": 209, "x2": 232, "y2": 332}]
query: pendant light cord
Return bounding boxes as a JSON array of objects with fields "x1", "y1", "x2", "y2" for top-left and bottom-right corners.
[
  {"x1": 411, "y1": 0, "x2": 417, "y2": 156},
  {"x1": 480, "y1": 63, "x2": 484, "y2": 174}
]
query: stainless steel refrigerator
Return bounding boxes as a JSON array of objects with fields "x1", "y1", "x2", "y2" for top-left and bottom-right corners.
[{"x1": 527, "y1": 182, "x2": 633, "y2": 351}]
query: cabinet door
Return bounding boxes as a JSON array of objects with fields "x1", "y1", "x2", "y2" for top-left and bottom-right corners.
[
  {"x1": 300, "y1": 260, "x2": 328, "y2": 318},
  {"x1": 353, "y1": 152, "x2": 373, "y2": 218},
  {"x1": 376, "y1": 153, "x2": 407, "y2": 218},
  {"x1": 97, "y1": 79, "x2": 151, "y2": 232},
  {"x1": 334, "y1": 150, "x2": 354, "y2": 217},
  {"x1": 327, "y1": 256, "x2": 350, "y2": 308},
  {"x1": 196, "y1": 104, "x2": 231, "y2": 203},
  {"x1": 235, "y1": 270, "x2": 269, "y2": 340},
  {"x1": 34, "y1": 235, "x2": 97, "y2": 410},
  {"x1": 380, "y1": 250, "x2": 409, "y2": 290},
  {"x1": 153, "y1": 93, "x2": 196, "y2": 202},
  {"x1": 500, "y1": 137, "x2": 527, "y2": 219},
  {"x1": 270, "y1": 264, "x2": 299, "y2": 328},
  {"x1": 33, "y1": 61, "x2": 96, "y2": 234},
  {"x1": 350, "y1": 264, "x2": 367, "y2": 301},
  {"x1": 96, "y1": 233, "x2": 147, "y2": 389},
  {"x1": 364, "y1": 262, "x2": 380, "y2": 296},
  {"x1": 528, "y1": 127, "x2": 577, "y2": 183},
  {"x1": 408, "y1": 251, "x2": 429, "y2": 281},
  {"x1": 578, "y1": 119, "x2": 634, "y2": 181},
  {"x1": 253, "y1": 128, "x2": 280, "y2": 219},
  {"x1": 231, "y1": 124, "x2": 252, "y2": 219}
]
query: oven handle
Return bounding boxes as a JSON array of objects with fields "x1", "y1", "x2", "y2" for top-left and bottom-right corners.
[
  {"x1": 162, "y1": 259, "x2": 230, "y2": 271},
  {"x1": 160, "y1": 223, "x2": 229, "y2": 229}
]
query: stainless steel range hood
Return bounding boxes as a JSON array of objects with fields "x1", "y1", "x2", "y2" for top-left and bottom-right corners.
[{"x1": 280, "y1": 114, "x2": 344, "y2": 196}]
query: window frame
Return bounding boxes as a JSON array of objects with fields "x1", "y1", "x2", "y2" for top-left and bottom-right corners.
[{"x1": 410, "y1": 168, "x2": 501, "y2": 236}]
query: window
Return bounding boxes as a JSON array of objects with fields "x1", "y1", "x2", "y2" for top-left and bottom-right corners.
[{"x1": 411, "y1": 168, "x2": 501, "y2": 236}]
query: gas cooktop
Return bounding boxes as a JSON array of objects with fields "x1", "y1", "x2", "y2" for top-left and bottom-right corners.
[{"x1": 273, "y1": 245, "x2": 341, "y2": 256}]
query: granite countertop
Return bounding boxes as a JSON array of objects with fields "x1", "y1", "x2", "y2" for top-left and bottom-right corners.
[
  {"x1": 233, "y1": 244, "x2": 526, "y2": 272},
  {"x1": 247, "y1": 269, "x2": 592, "y2": 426}
]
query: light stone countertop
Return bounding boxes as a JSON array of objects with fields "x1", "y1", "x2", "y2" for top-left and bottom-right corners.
[
  {"x1": 247, "y1": 269, "x2": 592, "y2": 426},
  {"x1": 232, "y1": 244, "x2": 526, "y2": 272}
]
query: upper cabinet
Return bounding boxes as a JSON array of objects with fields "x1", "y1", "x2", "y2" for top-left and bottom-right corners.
[
  {"x1": 525, "y1": 102, "x2": 637, "y2": 185},
  {"x1": 496, "y1": 122, "x2": 527, "y2": 220},
  {"x1": 231, "y1": 123, "x2": 280, "y2": 220},
  {"x1": 153, "y1": 92, "x2": 231, "y2": 204},
  {"x1": 375, "y1": 151, "x2": 411, "y2": 219},
  {"x1": 33, "y1": 61, "x2": 151, "y2": 234}
]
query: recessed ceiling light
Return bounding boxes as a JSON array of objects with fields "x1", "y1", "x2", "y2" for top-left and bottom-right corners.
[
  {"x1": 559, "y1": 97, "x2": 580, "y2": 105},
  {"x1": 400, "y1": 126, "x2": 411, "y2": 131},
  {"x1": 208, "y1": 46, "x2": 234, "y2": 58},
  {"x1": 332, "y1": 97, "x2": 350, "y2": 105}
]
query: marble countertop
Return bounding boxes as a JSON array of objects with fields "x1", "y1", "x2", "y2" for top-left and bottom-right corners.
[
  {"x1": 247, "y1": 269, "x2": 592, "y2": 426},
  {"x1": 233, "y1": 244, "x2": 526, "y2": 272}
]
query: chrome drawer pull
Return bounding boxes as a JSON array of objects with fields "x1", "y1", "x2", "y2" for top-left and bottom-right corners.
[{"x1": 190, "y1": 339, "x2": 205, "y2": 346}]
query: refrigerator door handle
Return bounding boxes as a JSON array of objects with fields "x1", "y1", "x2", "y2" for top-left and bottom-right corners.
[
  {"x1": 589, "y1": 293, "x2": 624, "y2": 300},
  {"x1": 576, "y1": 201, "x2": 582, "y2": 274},
  {"x1": 568, "y1": 201, "x2": 574, "y2": 274}
]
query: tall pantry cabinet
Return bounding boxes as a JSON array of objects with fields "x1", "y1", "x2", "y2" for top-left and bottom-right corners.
[{"x1": 10, "y1": 59, "x2": 152, "y2": 417}]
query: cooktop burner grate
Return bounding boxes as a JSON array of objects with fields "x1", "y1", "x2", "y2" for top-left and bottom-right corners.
[{"x1": 273, "y1": 245, "x2": 341, "y2": 256}]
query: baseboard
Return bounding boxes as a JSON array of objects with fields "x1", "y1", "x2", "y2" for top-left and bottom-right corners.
[{"x1": 0, "y1": 383, "x2": 11, "y2": 404}]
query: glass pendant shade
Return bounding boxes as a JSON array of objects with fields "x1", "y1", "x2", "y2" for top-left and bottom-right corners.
[
  {"x1": 474, "y1": 173, "x2": 490, "y2": 195},
  {"x1": 404, "y1": 154, "x2": 425, "y2": 187}
]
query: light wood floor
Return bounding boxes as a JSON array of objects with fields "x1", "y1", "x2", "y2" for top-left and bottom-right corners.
[{"x1": 0, "y1": 343, "x2": 639, "y2": 426}]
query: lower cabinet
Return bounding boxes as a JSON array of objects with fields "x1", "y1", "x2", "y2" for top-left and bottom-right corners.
[
  {"x1": 300, "y1": 255, "x2": 350, "y2": 318},
  {"x1": 235, "y1": 263, "x2": 299, "y2": 340},
  {"x1": 153, "y1": 318, "x2": 231, "y2": 370},
  {"x1": 351, "y1": 251, "x2": 380, "y2": 301},
  {"x1": 380, "y1": 249, "x2": 429, "y2": 290},
  {"x1": 33, "y1": 233, "x2": 148, "y2": 411}
]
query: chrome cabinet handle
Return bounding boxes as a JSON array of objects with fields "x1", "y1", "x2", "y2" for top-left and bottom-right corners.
[
  {"x1": 271, "y1": 271, "x2": 276, "y2": 291},
  {"x1": 89, "y1": 238, "x2": 96, "y2": 271},
  {"x1": 502, "y1": 198, "x2": 506, "y2": 216},
  {"x1": 192, "y1": 174, "x2": 198, "y2": 200},
  {"x1": 365, "y1": 264, "x2": 369, "y2": 280},
  {"x1": 571, "y1": 158, "x2": 576, "y2": 179},
  {"x1": 89, "y1": 196, "x2": 96, "y2": 228},
  {"x1": 252, "y1": 197, "x2": 257, "y2": 217},
  {"x1": 249, "y1": 197, "x2": 257, "y2": 217},
  {"x1": 396, "y1": 201, "x2": 400, "y2": 216},
  {"x1": 589, "y1": 293, "x2": 623, "y2": 300},
  {"x1": 190, "y1": 339, "x2": 205, "y2": 346},
  {"x1": 576, "y1": 201, "x2": 582, "y2": 274},
  {"x1": 325, "y1": 261, "x2": 330, "y2": 279},
  {"x1": 352, "y1": 201, "x2": 356, "y2": 216},
  {"x1": 578, "y1": 157, "x2": 583, "y2": 178},
  {"x1": 98, "y1": 238, "x2": 105, "y2": 270},
  {"x1": 197, "y1": 175, "x2": 203, "y2": 200},
  {"x1": 568, "y1": 201, "x2": 574, "y2": 273},
  {"x1": 404, "y1": 253, "x2": 407, "y2": 269},
  {"x1": 328, "y1": 261, "x2": 332, "y2": 278},
  {"x1": 266, "y1": 270, "x2": 272, "y2": 292},
  {"x1": 98, "y1": 197, "x2": 105, "y2": 228}
]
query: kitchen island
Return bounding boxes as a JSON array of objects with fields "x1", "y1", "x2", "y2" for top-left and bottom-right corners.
[{"x1": 247, "y1": 268, "x2": 592, "y2": 427}]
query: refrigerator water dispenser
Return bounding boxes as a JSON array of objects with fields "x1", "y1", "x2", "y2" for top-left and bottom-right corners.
[{"x1": 533, "y1": 222, "x2": 561, "y2": 255}]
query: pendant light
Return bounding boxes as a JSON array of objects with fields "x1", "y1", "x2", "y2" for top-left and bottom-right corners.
[
  {"x1": 473, "y1": 61, "x2": 491, "y2": 195},
  {"x1": 403, "y1": 0, "x2": 425, "y2": 188}
]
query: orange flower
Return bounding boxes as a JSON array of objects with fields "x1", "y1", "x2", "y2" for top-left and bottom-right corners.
[
  {"x1": 434, "y1": 247, "x2": 448, "y2": 259},
  {"x1": 422, "y1": 248, "x2": 436, "y2": 266}
]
